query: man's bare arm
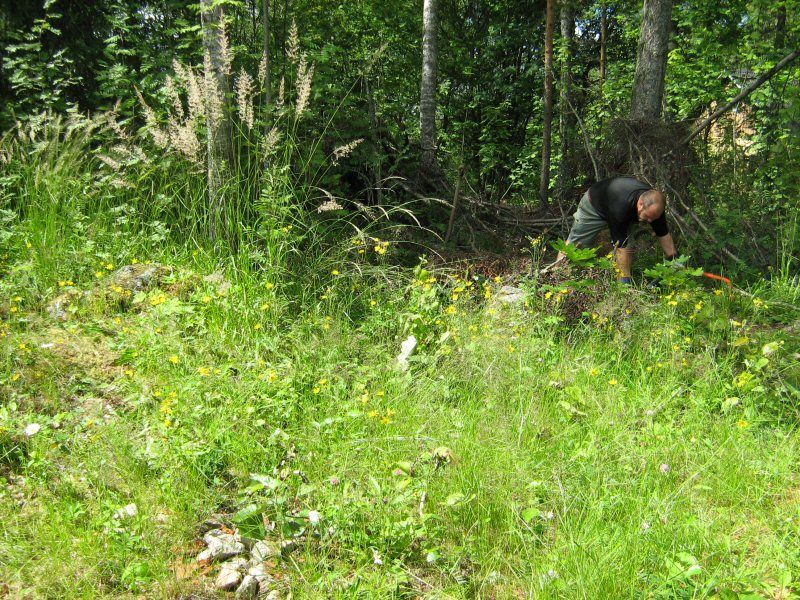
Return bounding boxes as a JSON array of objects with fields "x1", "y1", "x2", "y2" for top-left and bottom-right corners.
[{"x1": 657, "y1": 233, "x2": 676, "y2": 258}]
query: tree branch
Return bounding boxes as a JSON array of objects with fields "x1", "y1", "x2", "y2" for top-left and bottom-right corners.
[{"x1": 680, "y1": 48, "x2": 800, "y2": 147}]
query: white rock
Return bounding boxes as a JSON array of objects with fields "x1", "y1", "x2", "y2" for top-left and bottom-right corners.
[
  {"x1": 235, "y1": 575, "x2": 259, "y2": 599},
  {"x1": 24, "y1": 423, "x2": 41, "y2": 437},
  {"x1": 216, "y1": 565, "x2": 242, "y2": 591},
  {"x1": 397, "y1": 335, "x2": 417, "y2": 371},
  {"x1": 114, "y1": 503, "x2": 138, "y2": 520},
  {"x1": 247, "y1": 561, "x2": 273, "y2": 587},
  {"x1": 251, "y1": 540, "x2": 280, "y2": 562},
  {"x1": 308, "y1": 510, "x2": 321, "y2": 525},
  {"x1": 497, "y1": 285, "x2": 526, "y2": 304},
  {"x1": 263, "y1": 591, "x2": 281, "y2": 600},
  {"x1": 202, "y1": 530, "x2": 246, "y2": 561}
]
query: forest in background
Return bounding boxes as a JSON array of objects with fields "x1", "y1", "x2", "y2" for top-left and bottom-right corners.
[{"x1": 1, "y1": 0, "x2": 798, "y2": 268}]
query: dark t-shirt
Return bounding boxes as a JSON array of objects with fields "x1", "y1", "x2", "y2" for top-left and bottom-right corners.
[{"x1": 588, "y1": 176, "x2": 669, "y2": 247}]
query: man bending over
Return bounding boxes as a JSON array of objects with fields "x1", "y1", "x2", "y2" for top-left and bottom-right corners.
[{"x1": 557, "y1": 176, "x2": 677, "y2": 283}]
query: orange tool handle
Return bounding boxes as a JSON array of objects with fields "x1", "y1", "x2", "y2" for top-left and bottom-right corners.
[{"x1": 703, "y1": 272, "x2": 732, "y2": 285}]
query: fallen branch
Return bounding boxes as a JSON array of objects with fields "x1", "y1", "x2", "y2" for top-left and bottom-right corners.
[{"x1": 663, "y1": 181, "x2": 745, "y2": 265}]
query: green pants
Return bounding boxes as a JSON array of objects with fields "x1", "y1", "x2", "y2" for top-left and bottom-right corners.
[{"x1": 566, "y1": 192, "x2": 610, "y2": 248}]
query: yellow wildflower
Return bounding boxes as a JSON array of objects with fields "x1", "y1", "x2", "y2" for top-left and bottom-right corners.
[
  {"x1": 169, "y1": 355, "x2": 180, "y2": 364},
  {"x1": 608, "y1": 378, "x2": 618, "y2": 386},
  {"x1": 197, "y1": 366, "x2": 211, "y2": 377}
]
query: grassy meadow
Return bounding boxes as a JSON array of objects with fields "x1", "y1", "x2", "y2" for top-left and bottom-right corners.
[{"x1": 1, "y1": 117, "x2": 800, "y2": 600}]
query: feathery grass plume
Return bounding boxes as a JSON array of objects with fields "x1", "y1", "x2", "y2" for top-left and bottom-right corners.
[
  {"x1": 317, "y1": 198, "x2": 343, "y2": 212},
  {"x1": 287, "y1": 19, "x2": 299, "y2": 64},
  {"x1": 136, "y1": 89, "x2": 169, "y2": 149},
  {"x1": 203, "y1": 51, "x2": 224, "y2": 126},
  {"x1": 164, "y1": 75, "x2": 185, "y2": 121},
  {"x1": 277, "y1": 77, "x2": 285, "y2": 110},
  {"x1": 107, "y1": 100, "x2": 131, "y2": 142},
  {"x1": 295, "y1": 56, "x2": 314, "y2": 120},
  {"x1": 332, "y1": 139, "x2": 364, "y2": 164},
  {"x1": 219, "y1": 19, "x2": 233, "y2": 76},
  {"x1": 175, "y1": 62, "x2": 204, "y2": 120},
  {"x1": 258, "y1": 52, "x2": 268, "y2": 86},
  {"x1": 263, "y1": 126, "x2": 281, "y2": 155},
  {"x1": 236, "y1": 68, "x2": 255, "y2": 130},
  {"x1": 167, "y1": 114, "x2": 202, "y2": 165},
  {"x1": 97, "y1": 154, "x2": 123, "y2": 171},
  {"x1": 111, "y1": 144, "x2": 146, "y2": 163}
]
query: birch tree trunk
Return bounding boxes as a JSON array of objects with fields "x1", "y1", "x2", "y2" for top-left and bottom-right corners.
[
  {"x1": 539, "y1": 0, "x2": 555, "y2": 203},
  {"x1": 630, "y1": 0, "x2": 673, "y2": 120},
  {"x1": 420, "y1": 0, "x2": 438, "y2": 174},
  {"x1": 201, "y1": 0, "x2": 235, "y2": 242},
  {"x1": 557, "y1": 0, "x2": 576, "y2": 202}
]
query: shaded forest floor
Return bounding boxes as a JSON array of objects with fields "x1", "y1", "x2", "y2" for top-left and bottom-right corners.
[{"x1": 2, "y1": 230, "x2": 800, "y2": 599}]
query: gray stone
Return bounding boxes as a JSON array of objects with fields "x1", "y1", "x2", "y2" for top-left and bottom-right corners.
[
  {"x1": 216, "y1": 564, "x2": 243, "y2": 591},
  {"x1": 262, "y1": 591, "x2": 281, "y2": 600},
  {"x1": 251, "y1": 540, "x2": 281, "y2": 562},
  {"x1": 235, "y1": 575, "x2": 259, "y2": 599},
  {"x1": 247, "y1": 562, "x2": 273, "y2": 588},
  {"x1": 496, "y1": 285, "x2": 526, "y2": 304},
  {"x1": 47, "y1": 289, "x2": 85, "y2": 321},
  {"x1": 109, "y1": 263, "x2": 170, "y2": 293},
  {"x1": 200, "y1": 529, "x2": 245, "y2": 562}
]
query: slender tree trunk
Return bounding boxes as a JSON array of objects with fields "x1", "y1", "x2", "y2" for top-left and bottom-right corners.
[
  {"x1": 201, "y1": 0, "x2": 235, "y2": 242},
  {"x1": 539, "y1": 0, "x2": 555, "y2": 204},
  {"x1": 557, "y1": 0, "x2": 576, "y2": 202},
  {"x1": 631, "y1": 0, "x2": 673, "y2": 119},
  {"x1": 599, "y1": 5, "x2": 607, "y2": 92},
  {"x1": 776, "y1": 2, "x2": 786, "y2": 50},
  {"x1": 262, "y1": 0, "x2": 271, "y2": 104},
  {"x1": 420, "y1": 0, "x2": 438, "y2": 174}
]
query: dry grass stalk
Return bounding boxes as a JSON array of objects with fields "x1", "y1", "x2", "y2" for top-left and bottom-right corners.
[
  {"x1": 295, "y1": 56, "x2": 314, "y2": 120},
  {"x1": 136, "y1": 89, "x2": 169, "y2": 149},
  {"x1": 258, "y1": 52, "x2": 268, "y2": 86},
  {"x1": 277, "y1": 77, "x2": 285, "y2": 110},
  {"x1": 236, "y1": 68, "x2": 255, "y2": 130},
  {"x1": 287, "y1": 19, "x2": 299, "y2": 64},
  {"x1": 264, "y1": 126, "x2": 281, "y2": 155},
  {"x1": 203, "y1": 51, "x2": 224, "y2": 126},
  {"x1": 332, "y1": 139, "x2": 363, "y2": 164}
]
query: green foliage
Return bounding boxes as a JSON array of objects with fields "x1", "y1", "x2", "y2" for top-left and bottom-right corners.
[{"x1": 551, "y1": 239, "x2": 613, "y2": 270}]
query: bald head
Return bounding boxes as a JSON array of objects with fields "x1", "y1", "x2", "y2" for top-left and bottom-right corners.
[{"x1": 637, "y1": 189, "x2": 666, "y2": 223}]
